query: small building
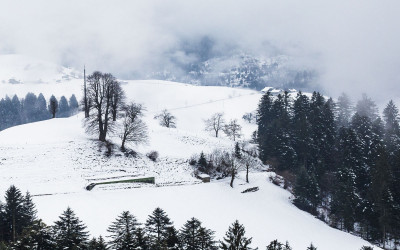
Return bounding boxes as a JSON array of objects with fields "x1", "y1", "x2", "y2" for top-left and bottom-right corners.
[{"x1": 198, "y1": 174, "x2": 210, "y2": 183}]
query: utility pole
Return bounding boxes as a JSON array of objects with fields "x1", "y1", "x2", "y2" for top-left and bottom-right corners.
[{"x1": 84, "y1": 65, "x2": 89, "y2": 118}]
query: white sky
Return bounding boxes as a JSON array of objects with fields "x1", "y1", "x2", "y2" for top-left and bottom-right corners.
[{"x1": 0, "y1": 0, "x2": 399, "y2": 102}]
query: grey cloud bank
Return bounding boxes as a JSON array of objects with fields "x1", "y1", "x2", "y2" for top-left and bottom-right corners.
[{"x1": 0, "y1": 0, "x2": 399, "y2": 102}]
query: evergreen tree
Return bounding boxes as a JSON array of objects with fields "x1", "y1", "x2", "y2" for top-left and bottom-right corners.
[
  {"x1": 21, "y1": 192, "x2": 37, "y2": 227},
  {"x1": 23, "y1": 93, "x2": 38, "y2": 123},
  {"x1": 107, "y1": 211, "x2": 139, "y2": 250},
  {"x1": 88, "y1": 236, "x2": 108, "y2": 250},
  {"x1": 383, "y1": 100, "x2": 400, "y2": 159},
  {"x1": 53, "y1": 207, "x2": 89, "y2": 249},
  {"x1": 145, "y1": 207, "x2": 173, "y2": 249},
  {"x1": 13, "y1": 219, "x2": 55, "y2": 250},
  {"x1": 198, "y1": 152, "x2": 208, "y2": 173},
  {"x1": 69, "y1": 94, "x2": 79, "y2": 114},
  {"x1": 292, "y1": 92, "x2": 312, "y2": 170},
  {"x1": 307, "y1": 243, "x2": 317, "y2": 250},
  {"x1": 135, "y1": 227, "x2": 149, "y2": 250},
  {"x1": 48, "y1": 95, "x2": 58, "y2": 119},
  {"x1": 266, "y1": 239, "x2": 283, "y2": 250},
  {"x1": 180, "y1": 217, "x2": 216, "y2": 250},
  {"x1": 336, "y1": 93, "x2": 353, "y2": 128},
  {"x1": 220, "y1": 220, "x2": 252, "y2": 250},
  {"x1": 165, "y1": 226, "x2": 180, "y2": 250},
  {"x1": 293, "y1": 167, "x2": 320, "y2": 214},
  {"x1": 257, "y1": 91, "x2": 273, "y2": 162},
  {"x1": 36, "y1": 93, "x2": 49, "y2": 121},
  {"x1": 356, "y1": 94, "x2": 379, "y2": 121},
  {"x1": 4, "y1": 185, "x2": 25, "y2": 242},
  {"x1": 58, "y1": 96, "x2": 70, "y2": 117}
]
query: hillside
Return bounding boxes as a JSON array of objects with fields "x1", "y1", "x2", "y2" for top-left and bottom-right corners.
[{"x1": 0, "y1": 79, "x2": 377, "y2": 249}]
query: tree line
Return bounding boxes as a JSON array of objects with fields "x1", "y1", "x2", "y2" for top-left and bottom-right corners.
[
  {"x1": 0, "y1": 185, "x2": 329, "y2": 250},
  {"x1": 0, "y1": 93, "x2": 79, "y2": 131},
  {"x1": 257, "y1": 91, "x2": 400, "y2": 248}
]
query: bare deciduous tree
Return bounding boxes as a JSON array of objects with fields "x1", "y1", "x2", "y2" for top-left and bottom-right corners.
[
  {"x1": 111, "y1": 82, "x2": 125, "y2": 121},
  {"x1": 154, "y1": 109, "x2": 176, "y2": 128},
  {"x1": 120, "y1": 103, "x2": 148, "y2": 151},
  {"x1": 204, "y1": 112, "x2": 225, "y2": 137},
  {"x1": 84, "y1": 71, "x2": 122, "y2": 142},
  {"x1": 223, "y1": 119, "x2": 242, "y2": 141},
  {"x1": 227, "y1": 152, "x2": 241, "y2": 188},
  {"x1": 240, "y1": 145, "x2": 258, "y2": 183}
]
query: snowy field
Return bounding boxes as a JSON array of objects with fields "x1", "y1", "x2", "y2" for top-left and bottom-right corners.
[{"x1": 0, "y1": 55, "x2": 378, "y2": 249}]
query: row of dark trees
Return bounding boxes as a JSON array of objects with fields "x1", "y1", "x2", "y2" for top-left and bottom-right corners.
[
  {"x1": 0, "y1": 93, "x2": 78, "y2": 131},
  {"x1": 0, "y1": 185, "x2": 324, "y2": 250},
  {"x1": 257, "y1": 91, "x2": 400, "y2": 248}
]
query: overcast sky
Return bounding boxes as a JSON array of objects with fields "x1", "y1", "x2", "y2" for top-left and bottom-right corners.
[{"x1": 1, "y1": 0, "x2": 399, "y2": 102}]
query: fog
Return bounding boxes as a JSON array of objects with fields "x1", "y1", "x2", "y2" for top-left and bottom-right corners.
[{"x1": 1, "y1": 0, "x2": 399, "y2": 102}]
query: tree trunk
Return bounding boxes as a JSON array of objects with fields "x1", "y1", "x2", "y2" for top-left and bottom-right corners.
[
  {"x1": 121, "y1": 136, "x2": 126, "y2": 151},
  {"x1": 230, "y1": 171, "x2": 235, "y2": 188},
  {"x1": 246, "y1": 165, "x2": 249, "y2": 183}
]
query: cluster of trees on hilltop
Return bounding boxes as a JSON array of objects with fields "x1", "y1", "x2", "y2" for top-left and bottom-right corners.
[
  {"x1": 257, "y1": 91, "x2": 400, "y2": 248},
  {"x1": 0, "y1": 186, "x2": 329, "y2": 250},
  {"x1": 0, "y1": 93, "x2": 78, "y2": 131}
]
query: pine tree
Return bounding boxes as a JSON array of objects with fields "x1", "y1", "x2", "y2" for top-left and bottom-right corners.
[
  {"x1": 13, "y1": 219, "x2": 55, "y2": 250},
  {"x1": 36, "y1": 93, "x2": 49, "y2": 121},
  {"x1": 165, "y1": 226, "x2": 180, "y2": 250},
  {"x1": 198, "y1": 226, "x2": 217, "y2": 250},
  {"x1": 48, "y1": 95, "x2": 59, "y2": 119},
  {"x1": 88, "y1": 236, "x2": 108, "y2": 250},
  {"x1": 179, "y1": 218, "x2": 201, "y2": 250},
  {"x1": 293, "y1": 167, "x2": 320, "y2": 214},
  {"x1": 53, "y1": 207, "x2": 89, "y2": 249},
  {"x1": 145, "y1": 207, "x2": 173, "y2": 249},
  {"x1": 135, "y1": 227, "x2": 149, "y2": 250},
  {"x1": 292, "y1": 92, "x2": 312, "y2": 170},
  {"x1": 383, "y1": 100, "x2": 400, "y2": 159},
  {"x1": 4, "y1": 185, "x2": 25, "y2": 242},
  {"x1": 307, "y1": 243, "x2": 317, "y2": 250},
  {"x1": 107, "y1": 211, "x2": 139, "y2": 250},
  {"x1": 257, "y1": 91, "x2": 273, "y2": 162},
  {"x1": 198, "y1": 152, "x2": 208, "y2": 172},
  {"x1": 266, "y1": 239, "x2": 283, "y2": 250},
  {"x1": 220, "y1": 220, "x2": 252, "y2": 250},
  {"x1": 336, "y1": 93, "x2": 353, "y2": 128},
  {"x1": 179, "y1": 217, "x2": 216, "y2": 250},
  {"x1": 58, "y1": 96, "x2": 70, "y2": 117},
  {"x1": 21, "y1": 192, "x2": 37, "y2": 227},
  {"x1": 69, "y1": 94, "x2": 79, "y2": 114}
]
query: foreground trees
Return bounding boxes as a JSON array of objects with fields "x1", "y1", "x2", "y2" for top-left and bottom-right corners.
[
  {"x1": 257, "y1": 90, "x2": 400, "y2": 247},
  {"x1": 0, "y1": 186, "x2": 326, "y2": 249}
]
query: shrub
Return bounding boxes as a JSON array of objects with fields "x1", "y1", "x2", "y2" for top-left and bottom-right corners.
[{"x1": 147, "y1": 151, "x2": 159, "y2": 162}]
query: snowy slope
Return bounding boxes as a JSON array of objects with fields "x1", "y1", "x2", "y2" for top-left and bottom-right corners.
[{"x1": 0, "y1": 56, "x2": 378, "y2": 249}]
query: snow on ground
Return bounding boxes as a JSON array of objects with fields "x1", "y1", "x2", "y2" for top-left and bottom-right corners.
[
  {"x1": 0, "y1": 58, "x2": 378, "y2": 249},
  {"x1": 32, "y1": 172, "x2": 376, "y2": 250}
]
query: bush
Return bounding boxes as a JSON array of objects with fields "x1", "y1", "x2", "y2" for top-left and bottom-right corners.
[{"x1": 147, "y1": 151, "x2": 159, "y2": 162}]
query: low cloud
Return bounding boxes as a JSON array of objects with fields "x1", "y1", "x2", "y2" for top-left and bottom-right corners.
[{"x1": 1, "y1": 0, "x2": 399, "y2": 103}]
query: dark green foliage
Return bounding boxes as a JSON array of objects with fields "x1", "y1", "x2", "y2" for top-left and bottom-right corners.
[
  {"x1": 69, "y1": 94, "x2": 79, "y2": 114},
  {"x1": 198, "y1": 152, "x2": 208, "y2": 173},
  {"x1": 88, "y1": 236, "x2": 108, "y2": 250},
  {"x1": 12, "y1": 220, "x2": 55, "y2": 250},
  {"x1": 307, "y1": 243, "x2": 317, "y2": 250},
  {"x1": 220, "y1": 220, "x2": 252, "y2": 250},
  {"x1": 145, "y1": 207, "x2": 173, "y2": 249},
  {"x1": 48, "y1": 95, "x2": 59, "y2": 118},
  {"x1": 293, "y1": 167, "x2": 320, "y2": 214},
  {"x1": 4, "y1": 185, "x2": 25, "y2": 242},
  {"x1": 53, "y1": 207, "x2": 89, "y2": 249},
  {"x1": 107, "y1": 211, "x2": 139, "y2": 250},
  {"x1": 266, "y1": 239, "x2": 283, "y2": 250},
  {"x1": 179, "y1": 217, "x2": 216, "y2": 250},
  {"x1": 58, "y1": 96, "x2": 70, "y2": 117}
]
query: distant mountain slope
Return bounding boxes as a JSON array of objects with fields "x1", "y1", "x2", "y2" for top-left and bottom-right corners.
[{"x1": 0, "y1": 54, "x2": 81, "y2": 84}]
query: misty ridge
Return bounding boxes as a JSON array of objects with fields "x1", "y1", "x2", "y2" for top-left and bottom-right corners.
[{"x1": 1, "y1": 0, "x2": 399, "y2": 105}]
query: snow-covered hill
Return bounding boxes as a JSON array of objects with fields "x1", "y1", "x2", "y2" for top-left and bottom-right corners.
[
  {"x1": 0, "y1": 54, "x2": 81, "y2": 84},
  {"x1": 0, "y1": 76, "x2": 378, "y2": 249}
]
